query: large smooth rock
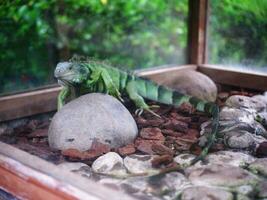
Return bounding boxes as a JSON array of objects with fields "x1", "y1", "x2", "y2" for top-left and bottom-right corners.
[
  {"x1": 205, "y1": 151, "x2": 255, "y2": 167},
  {"x1": 158, "y1": 70, "x2": 217, "y2": 102},
  {"x1": 248, "y1": 158, "x2": 267, "y2": 176},
  {"x1": 48, "y1": 93, "x2": 138, "y2": 151},
  {"x1": 185, "y1": 164, "x2": 258, "y2": 187},
  {"x1": 180, "y1": 186, "x2": 233, "y2": 200}
]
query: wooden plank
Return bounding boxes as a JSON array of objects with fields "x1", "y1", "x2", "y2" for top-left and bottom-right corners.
[
  {"x1": 198, "y1": 65, "x2": 267, "y2": 91},
  {"x1": 0, "y1": 142, "x2": 136, "y2": 200},
  {"x1": 188, "y1": 0, "x2": 209, "y2": 64},
  {"x1": 0, "y1": 87, "x2": 61, "y2": 122}
]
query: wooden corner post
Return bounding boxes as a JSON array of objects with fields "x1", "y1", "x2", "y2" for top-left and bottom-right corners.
[{"x1": 188, "y1": 0, "x2": 209, "y2": 64}]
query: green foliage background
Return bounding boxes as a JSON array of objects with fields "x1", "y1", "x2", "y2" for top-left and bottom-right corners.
[
  {"x1": 209, "y1": 0, "x2": 267, "y2": 69},
  {"x1": 0, "y1": 0, "x2": 188, "y2": 94},
  {"x1": 0, "y1": 0, "x2": 266, "y2": 94}
]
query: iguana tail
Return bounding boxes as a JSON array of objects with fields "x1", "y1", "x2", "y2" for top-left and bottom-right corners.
[{"x1": 135, "y1": 77, "x2": 220, "y2": 165}]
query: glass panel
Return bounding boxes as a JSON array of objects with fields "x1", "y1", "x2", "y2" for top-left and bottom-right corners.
[
  {"x1": 0, "y1": 0, "x2": 188, "y2": 94},
  {"x1": 208, "y1": 0, "x2": 267, "y2": 72}
]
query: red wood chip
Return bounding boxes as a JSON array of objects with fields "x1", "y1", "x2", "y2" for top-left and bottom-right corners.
[
  {"x1": 151, "y1": 143, "x2": 174, "y2": 156},
  {"x1": 140, "y1": 127, "x2": 165, "y2": 141},
  {"x1": 62, "y1": 140, "x2": 110, "y2": 160},
  {"x1": 162, "y1": 119, "x2": 188, "y2": 133},
  {"x1": 118, "y1": 144, "x2": 136, "y2": 156},
  {"x1": 181, "y1": 129, "x2": 200, "y2": 140},
  {"x1": 161, "y1": 129, "x2": 183, "y2": 137},
  {"x1": 151, "y1": 155, "x2": 173, "y2": 167},
  {"x1": 135, "y1": 138, "x2": 163, "y2": 154}
]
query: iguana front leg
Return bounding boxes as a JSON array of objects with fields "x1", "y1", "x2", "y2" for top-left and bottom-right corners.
[
  {"x1": 101, "y1": 69, "x2": 123, "y2": 102},
  {"x1": 126, "y1": 81, "x2": 160, "y2": 118},
  {"x1": 58, "y1": 86, "x2": 70, "y2": 110}
]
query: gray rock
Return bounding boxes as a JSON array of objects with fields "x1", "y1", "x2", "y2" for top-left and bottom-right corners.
[
  {"x1": 225, "y1": 95, "x2": 266, "y2": 112},
  {"x1": 174, "y1": 153, "x2": 197, "y2": 167},
  {"x1": 252, "y1": 94, "x2": 267, "y2": 106},
  {"x1": 224, "y1": 131, "x2": 256, "y2": 149},
  {"x1": 48, "y1": 93, "x2": 138, "y2": 151},
  {"x1": 148, "y1": 172, "x2": 191, "y2": 198},
  {"x1": 57, "y1": 162, "x2": 91, "y2": 178},
  {"x1": 205, "y1": 151, "x2": 255, "y2": 167},
  {"x1": 180, "y1": 186, "x2": 233, "y2": 200},
  {"x1": 185, "y1": 164, "x2": 258, "y2": 187},
  {"x1": 157, "y1": 70, "x2": 217, "y2": 102},
  {"x1": 258, "y1": 181, "x2": 267, "y2": 198},
  {"x1": 124, "y1": 154, "x2": 157, "y2": 175},
  {"x1": 120, "y1": 177, "x2": 149, "y2": 194},
  {"x1": 248, "y1": 158, "x2": 267, "y2": 176},
  {"x1": 92, "y1": 152, "x2": 127, "y2": 176}
]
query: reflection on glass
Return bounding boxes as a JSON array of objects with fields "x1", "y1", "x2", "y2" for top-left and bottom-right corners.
[
  {"x1": 0, "y1": 0, "x2": 188, "y2": 94},
  {"x1": 208, "y1": 0, "x2": 267, "y2": 72}
]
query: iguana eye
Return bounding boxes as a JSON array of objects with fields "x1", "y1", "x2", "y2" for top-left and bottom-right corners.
[{"x1": 69, "y1": 66, "x2": 73, "y2": 70}]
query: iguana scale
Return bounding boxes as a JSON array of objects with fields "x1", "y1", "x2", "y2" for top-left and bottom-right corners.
[{"x1": 54, "y1": 59, "x2": 219, "y2": 165}]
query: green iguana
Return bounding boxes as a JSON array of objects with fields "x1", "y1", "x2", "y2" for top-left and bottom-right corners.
[{"x1": 54, "y1": 59, "x2": 219, "y2": 166}]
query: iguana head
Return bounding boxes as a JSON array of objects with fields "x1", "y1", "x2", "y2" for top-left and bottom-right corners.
[{"x1": 54, "y1": 62, "x2": 89, "y2": 86}]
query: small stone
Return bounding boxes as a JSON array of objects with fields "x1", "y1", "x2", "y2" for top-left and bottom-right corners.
[
  {"x1": 248, "y1": 158, "x2": 267, "y2": 176},
  {"x1": 135, "y1": 138, "x2": 163, "y2": 154},
  {"x1": 225, "y1": 95, "x2": 266, "y2": 112},
  {"x1": 252, "y1": 94, "x2": 267, "y2": 105},
  {"x1": 224, "y1": 131, "x2": 255, "y2": 149},
  {"x1": 48, "y1": 93, "x2": 138, "y2": 151},
  {"x1": 180, "y1": 186, "x2": 233, "y2": 200},
  {"x1": 118, "y1": 144, "x2": 136, "y2": 156},
  {"x1": 256, "y1": 141, "x2": 267, "y2": 157},
  {"x1": 186, "y1": 164, "x2": 259, "y2": 187},
  {"x1": 151, "y1": 155, "x2": 173, "y2": 167},
  {"x1": 124, "y1": 154, "x2": 155, "y2": 174},
  {"x1": 140, "y1": 128, "x2": 164, "y2": 141},
  {"x1": 92, "y1": 152, "x2": 126, "y2": 176},
  {"x1": 174, "y1": 153, "x2": 197, "y2": 167}
]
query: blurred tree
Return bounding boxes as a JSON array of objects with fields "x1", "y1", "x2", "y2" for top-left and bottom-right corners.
[
  {"x1": 208, "y1": 0, "x2": 267, "y2": 69},
  {"x1": 0, "y1": 0, "x2": 188, "y2": 94}
]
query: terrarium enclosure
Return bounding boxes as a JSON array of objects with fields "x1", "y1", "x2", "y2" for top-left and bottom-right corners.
[{"x1": 0, "y1": 0, "x2": 267, "y2": 200}]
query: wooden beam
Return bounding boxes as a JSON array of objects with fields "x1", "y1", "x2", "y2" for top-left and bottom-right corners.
[
  {"x1": 188, "y1": 0, "x2": 209, "y2": 64},
  {"x1": 0, "y1": 142, "x2": 135, "y2": 200},
  {"x1": 0, "y1": 87, "x2": 61, "y2": 122},
  {"x1": 198, "y1": 65, "x2": 267, "y2": 91}
]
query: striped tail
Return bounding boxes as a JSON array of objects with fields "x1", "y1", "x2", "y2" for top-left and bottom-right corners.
[{"x1": 136, "y1": 78, "x2": 220, "y2": 165}]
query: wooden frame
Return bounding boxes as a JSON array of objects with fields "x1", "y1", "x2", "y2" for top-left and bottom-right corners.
[
  {"x1": 188, "y1": 0, "x2": 209, "y2": 64},
  {"x1": 1, "y1": 0, "x2": 267, "y2": 199}
]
